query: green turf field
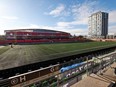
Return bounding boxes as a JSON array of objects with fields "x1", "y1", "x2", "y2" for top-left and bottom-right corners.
[{"x1": 0, "y1": 42, "x2": 116, "y2": 70}]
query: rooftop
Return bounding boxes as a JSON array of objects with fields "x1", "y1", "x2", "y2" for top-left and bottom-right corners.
[
  {"x1": 4, "y1": 28, "x2": 69, "y2": 34},
  {"x1": 89, "y1": 11, "x2": 108, "y2": 17}
]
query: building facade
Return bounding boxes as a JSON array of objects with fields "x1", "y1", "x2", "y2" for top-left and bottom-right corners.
[
  {"x1": 4, "y1": 29, "x2": 71, "y2": 40},
  {"x1": 4, "y1": 29, "x2": 73, "y2": 44},
  {"x1": 88, "y1": 11, "x2": 108, "y2": 38}
]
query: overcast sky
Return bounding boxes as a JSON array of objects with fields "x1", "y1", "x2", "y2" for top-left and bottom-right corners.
[{"x1": 0, "y1": 0, "x2": 116, "y2": 35}]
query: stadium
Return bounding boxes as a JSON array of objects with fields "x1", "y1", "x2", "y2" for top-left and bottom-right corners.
[
  {"x1": 0, "y1": 29, "x2": 116, "y2": 87},
  {"x1": 5, "y1": 29, "x2": 71, "y2": 39},
  {"x1": 4, "y1": 29, "x2": 76, "y2": 44}
]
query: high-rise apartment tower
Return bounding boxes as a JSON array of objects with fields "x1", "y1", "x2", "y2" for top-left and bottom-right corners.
[{"x1": 88, "y1": 11, "x2": 108, "y2": 38}]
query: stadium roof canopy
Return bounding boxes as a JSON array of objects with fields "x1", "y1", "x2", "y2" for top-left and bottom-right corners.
[{"x1": 4, "y1": 29, "x2": 69, "y2": 34}]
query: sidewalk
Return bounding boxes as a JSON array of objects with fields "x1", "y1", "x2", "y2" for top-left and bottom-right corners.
[
  {"x1": 102, "y1": 63, "x2": 116, "y2": 82},
  {"x1": 70, "y1": 62, "x2": 116, "y2": 87}
]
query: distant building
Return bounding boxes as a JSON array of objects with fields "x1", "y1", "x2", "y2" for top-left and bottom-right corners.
[{"x1": 88, "y1": 11, "x2": 108, "y2": 38}]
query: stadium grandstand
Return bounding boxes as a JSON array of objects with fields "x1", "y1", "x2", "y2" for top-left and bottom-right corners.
[
  {"x1": 4, "y1": 29, "x2": 72, "y2": 44},
  {"x1": 5, "y1": 29, "x2": 71, "y2": 40},
  {"x1": 3, "y1": 29, "x2": 87, "y2": 44}
]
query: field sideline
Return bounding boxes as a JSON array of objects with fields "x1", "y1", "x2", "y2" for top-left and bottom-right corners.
[{"x1": 0, "y1": 42, "x2": 116, "y2": 70}]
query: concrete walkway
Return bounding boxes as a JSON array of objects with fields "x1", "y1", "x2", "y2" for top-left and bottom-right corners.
[{"x1": 71, "y1": 62, "x2": 116, "y2": 87}]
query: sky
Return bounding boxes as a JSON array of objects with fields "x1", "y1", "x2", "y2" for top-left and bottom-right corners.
[{"x1": 0, "y1": 0, "x2": 116, "y2": 35}]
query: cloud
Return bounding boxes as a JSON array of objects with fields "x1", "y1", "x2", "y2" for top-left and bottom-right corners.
[
  {"x1": 2, "y1": 0, "x2": 100, "y2": 35},
  {"x1": 29, "y1": 24, "x2": 87, "y2": 35},
  {"x1": 0, "y1": 16, "x2": 19, "y2": 35},
  {"x1": 57, "y1": 22, "x2": 70, "y2": 27},
  {"x1": 109, "y1": 10, "x2": 116, "y2": 23},
  {"x1": 1, "y1": 0, "x2": 115, "y2": 36},
  {"x1": 56, "y1": 0, "x2": 105, "y2": 28},
  {"x1": 57, "y1": 19, "x2": 88, "y2": 27},
  {"x1": 109, "y1": 25, "x2": 116, "y2": 35},
  {"x1": 56, "y1": 0, "x2": 116, "y2": 35},
  {"x1": 0, "y1": 21, "x2": 88, "y2": 35},
  {"x1": 1, "y1": 16, "x2": 18, "y2": 20},
  {"x1": 71, "y1": 0, "x2": 99, "y2": 24},
  {"x1": 10, "y1": 24, "x2": 53, "y2": 30},
  {"x1": 48, "y1": 4, "x2": 65, "y2": 17},
  {"x1": 61, "y1": 28, "x2": 88, "y2": 35},
  {"x1": 108, "y1": 10, "x2": 116, "y2": 35},
  {"x1": 0, "y1": 16, "x2": 18, "y2": 24},
  {"x1": 30, "y1": 24, "x2": 41, "y2": 28}
]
